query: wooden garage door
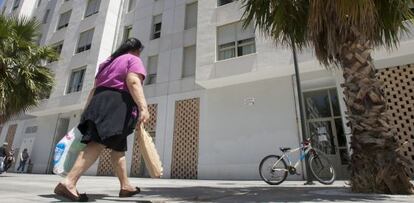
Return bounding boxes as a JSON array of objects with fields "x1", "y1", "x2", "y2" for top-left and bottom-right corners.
[
  {"x1": 171, "y1": 98, "x2": 200, "y2": 179},
  {"x1": 5, "y1": 124, "x2": 17, "y2": 151},
  {"x1": 130, "y1": 104, "x2": 158, "y2": 177},
  {"x1": 377, "y1": 64, "x2": 414, "y2": 176}
]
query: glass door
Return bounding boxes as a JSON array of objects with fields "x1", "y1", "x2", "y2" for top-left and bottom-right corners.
[{"x1": 303, "y1": 88, "x2": 350, "y2": 179}]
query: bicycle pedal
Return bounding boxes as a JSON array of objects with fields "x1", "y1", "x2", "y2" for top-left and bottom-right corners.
[{"x1": 295, "y1": 173, "x2": 301, "y2": 176}]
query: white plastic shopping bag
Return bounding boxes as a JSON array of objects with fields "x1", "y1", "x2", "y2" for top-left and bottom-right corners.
[{"x1": 53, "y1": 127, "x2": 86, "y2": 177}]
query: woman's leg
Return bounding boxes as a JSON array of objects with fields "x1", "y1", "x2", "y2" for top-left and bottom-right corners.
[
  {"x1": 110, "y1": 150, "x2": 135, "y2": 191},
  {"x1": 60, "y1": 141, "x2": 105, "y2": 196}
]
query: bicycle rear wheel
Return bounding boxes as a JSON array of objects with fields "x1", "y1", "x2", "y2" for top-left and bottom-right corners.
[
  {"x1": 309, "y1": 153, "x2": 335, "y2": 185},
  {"x1": 259, "y1": 155, "x2": 288, "y2": 185}
]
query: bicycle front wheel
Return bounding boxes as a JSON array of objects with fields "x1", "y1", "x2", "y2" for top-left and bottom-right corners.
[
  {"x1": 259, "y1": 155, "x2": 288, "y2": 185},
  {"x1": 309, "y1": 153, "x2": 335, "y2": 185}
]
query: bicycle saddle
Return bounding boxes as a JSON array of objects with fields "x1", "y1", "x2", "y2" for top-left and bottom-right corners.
[{"x1": 280, "y1": 147, "x2": 291, "y2": 152}]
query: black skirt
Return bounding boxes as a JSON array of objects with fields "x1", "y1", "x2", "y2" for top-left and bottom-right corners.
[{"x1": 78, "y1": 86, "x2": 138, "y2": 152}]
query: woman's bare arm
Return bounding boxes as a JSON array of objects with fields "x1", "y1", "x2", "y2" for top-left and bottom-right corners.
[{"x1": 126, "y1": 72, "x2": 149, "y2": 123}]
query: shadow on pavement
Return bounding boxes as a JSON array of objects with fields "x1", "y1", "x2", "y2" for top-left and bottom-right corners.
[
  {"x1": 39, "y1": 194, "x2": 155, "y2": 202},
  {"x1": 37, "y1": 186, "x2": 413, "y2": 202},
  {"x1": 139, "y1": 186, "x2": 405, "y2": 202}
]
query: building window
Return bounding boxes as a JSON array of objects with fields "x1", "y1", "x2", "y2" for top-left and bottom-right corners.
[
  {"x1": 76, "y1": 29, "x2": 94, "y2": 53},
  {"x1": 237, "y1": 38, "x2": 255, "y2": 57},
  {"x1": 185, "y1": 2, "x2": 197, "y2": 30},
  {"x1": 67, "y1": 68, "x2": 86, "y2": 94},
  {"x1": 217, "y1": 21, "x2": 255, "y2": 61},
  {"x1": 218, "y1": 0, "x2": 235, "y2": 6},
  {"x1": 42, "y1": 9, "x2": 50, "y2": 24},
  {"x1": 182, "y1": 45, "x2": 196, "y2": 78},
  {"x1": 49, "y1": 41, "x2": 64, "y2": 62},
  {"x1": 57, "y1": 10, "x2": 71, "y2": 30},
  {"x1": 123, "y1": 26, "x2": 132, "y2": 42},
  {"x1": 127, "y1": 0, "x2": 136, "y2": 12},
  {"x1": 25, "y1": 126, "x2": 38, "y2": 134},
  {"x1": 85, "y1": 0, "x2": 101, "y2": 18},
  {"x1": 145, "y1": 55, "x2": 158, "y2": 85},
  {"x1": 151, "y1": 15, "x2": 162, "y2": 40},
  {"x1": 13, "y1": 0, "x2": 20, "y2": 10}
]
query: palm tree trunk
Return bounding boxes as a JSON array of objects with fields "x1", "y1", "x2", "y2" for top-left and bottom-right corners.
[{"x1": 340, "y1": 38, "x2": 414, "y2": 194}]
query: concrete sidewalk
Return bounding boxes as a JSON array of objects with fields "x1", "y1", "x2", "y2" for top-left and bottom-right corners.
[{"x1": 0, "y1": 173, "x2": 412, "y2": 202}]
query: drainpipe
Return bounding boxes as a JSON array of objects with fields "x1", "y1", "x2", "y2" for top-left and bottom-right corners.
[{"x1": 291, "y1": 40, "x2": 314, "y2": 185}]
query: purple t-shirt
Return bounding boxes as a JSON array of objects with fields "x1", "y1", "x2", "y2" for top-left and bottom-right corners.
[{"x1": 95, "y1": 53, "x2": 147, "y2": 91}]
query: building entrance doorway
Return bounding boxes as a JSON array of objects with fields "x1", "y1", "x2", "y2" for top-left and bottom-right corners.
[
  {"x1": 47, "y1": 117, "x2": 70, "y2": 174},
  {"x1": 303, "y1": 88, "x2": 350, "y2": 179}
]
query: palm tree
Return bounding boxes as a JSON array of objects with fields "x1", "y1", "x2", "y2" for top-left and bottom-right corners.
[
  {"x1": 0, "y1": 16, "x2": 56, "y2": 123},
  {"x1": 242, "y1": 0, "x2": 414, "y2": 194}
]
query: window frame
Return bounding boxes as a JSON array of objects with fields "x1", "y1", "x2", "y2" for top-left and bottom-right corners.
[
  {"x1": 84, "y1": 0, "x2": 101, "y2": 18},
  {"x1": 217, "y1": 0, "x2": 236, "y2": 7},
  {"x1": 57, "y1": 10, "x2": 72, "y2": 30},
  {"x1": 145, "y1": 55, "x2": 158, "y2": 85},
  {"x1": 182, "y1": 45, "x2": 197, "y2": 78},
  {"x1": 218, "y1": 42, "x2": 236, "y2": 61},
  {"x1": 67, "y1": 68, "x2": 86, "y2": 94},
  {"x1": 76, "y1": 29, "x2": 94, "y2": 54},
  {"x1": 185, "y1": 2, "x2": 198, "y2": 30},
  {"x1": 151, "y1": 15, "x2": 162, "y2": 40},
  {"x1": 237, "y1": 38, "x2": 256, "y2": 57},
  {"x1": 123, "y1": 25, "x2": 133, "y2": 42},
  {"x1": 216, "y1": 21, "x2": 256, "y2": 61},
  {"x1": 127, "y1": 0, "x2": 136, "y2": 12},
  {"x1": 49, "y1": 41, "x2": 64, "y2": 63}
]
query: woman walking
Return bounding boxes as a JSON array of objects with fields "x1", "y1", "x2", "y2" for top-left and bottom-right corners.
[{"x1": 54, "y1": 38, "x2": 150, "y2": 201}]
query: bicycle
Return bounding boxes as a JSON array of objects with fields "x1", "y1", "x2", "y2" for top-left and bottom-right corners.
[{"x1": 259, "y1": 138, "x2": 335, "y2": 185}]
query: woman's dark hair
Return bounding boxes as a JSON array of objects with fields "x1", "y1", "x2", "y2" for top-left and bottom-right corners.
[
  {"x1": 111, "y1": 38, "x2": 144, "y2": 59},
  {"x1": 96, "y1": 38, "x2": 144, "y2": 78}
]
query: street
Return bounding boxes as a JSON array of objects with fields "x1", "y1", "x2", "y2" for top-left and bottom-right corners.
[{"x1": 0, "y1": 173, "x2": 413, "y2": 202}]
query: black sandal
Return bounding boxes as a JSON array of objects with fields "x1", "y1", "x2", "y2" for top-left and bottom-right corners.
[
  {"x1": 54, "y1": 183, "x2": 89, "y2": 202},
  {"x1": 119, "y1": 187, "x2": 141, "y2": 197}
]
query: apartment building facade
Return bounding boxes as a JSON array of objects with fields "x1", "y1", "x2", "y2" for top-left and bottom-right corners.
[{"x1": 1, "y1": 0, "x2": 413, "y2": 180}]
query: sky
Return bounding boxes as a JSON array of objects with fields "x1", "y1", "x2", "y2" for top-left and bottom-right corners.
[{"x1": 0, "y1": 0, "x2": 3, "y2": 8}]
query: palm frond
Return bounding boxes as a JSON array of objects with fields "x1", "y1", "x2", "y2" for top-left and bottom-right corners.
[
  {"x1": 241, "y1": 0, "x2": 310, "y2": 49},
  {"x1": 0, "y1": 15, "x2": 55, "y2": 121},
  {"x1": 242, "y1": 0, "x2": 414, "y2": 66}
]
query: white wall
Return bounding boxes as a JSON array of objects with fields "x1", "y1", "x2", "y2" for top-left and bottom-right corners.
[
  {"x1": 118, "y1": 0, "x2": 201, "y2": 99},
  {"x1": 199, "y1": 76, "x2": 303, "y2": 180},
  {"x1": 30, "y1": 0, "x2": 123, "y2": 117},
  {"x1": 196, "y1": 0, "x2": 414, "y2": 89}
]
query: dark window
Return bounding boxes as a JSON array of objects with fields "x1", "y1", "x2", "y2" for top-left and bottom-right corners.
[
  {"x1": 67, "y1": 68, "x2": 86, "y2": 94},
  {"x1": 85, "y1": 0, "x2": 101, "y2": 17},
  {"x1": 76, "y1": 29, "x2": 94, "y2": 53},
  {"x1": 218, "y1": 0, "x2": 235, "y2": 6},
  {"x1": 57, "y1": 10, "x2": 71, "y2": 30}
]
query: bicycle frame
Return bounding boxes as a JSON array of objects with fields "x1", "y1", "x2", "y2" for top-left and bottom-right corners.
[{"x1": 272, "y1": 143, "x2": 314, "y2": 171}]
